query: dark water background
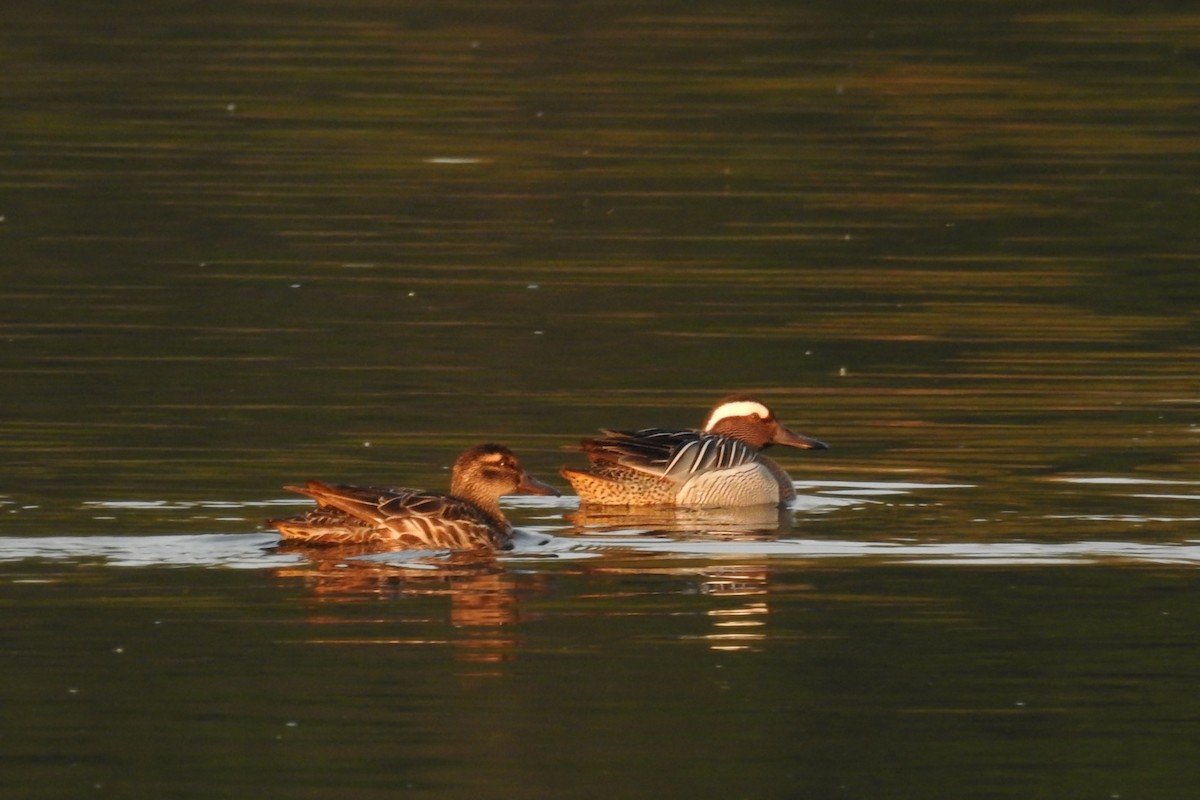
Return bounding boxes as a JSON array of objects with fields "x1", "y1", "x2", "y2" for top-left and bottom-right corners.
[{"x1": 2, "y1": 1, "x2": 1199, "y2": 798}]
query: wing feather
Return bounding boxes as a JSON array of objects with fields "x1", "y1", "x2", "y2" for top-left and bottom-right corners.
[
  {"x1": 273, "y1": 481, "x2": 503, "y2": 549},
  {"x1": 581, "y1": 428, "x2": 760, "y2": 482}
]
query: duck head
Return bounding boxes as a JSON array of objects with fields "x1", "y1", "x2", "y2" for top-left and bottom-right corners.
[{"x1": 702, "y1": 395, "x2": 828, "y2": 451}]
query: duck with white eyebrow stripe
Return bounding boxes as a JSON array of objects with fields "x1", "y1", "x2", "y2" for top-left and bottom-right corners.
[{"x1": 560, "y1": 394, "x2": 828, "y2": 508}]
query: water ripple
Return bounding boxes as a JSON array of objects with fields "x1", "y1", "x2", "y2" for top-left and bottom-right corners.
[{"x1": 1, "y1": 531, "x2": 1197, "y2": 569}]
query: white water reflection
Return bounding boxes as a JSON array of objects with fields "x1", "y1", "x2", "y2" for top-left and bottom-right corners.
[
  {"x1": 1052, "y1": 477, "x2": 1200, "y2": 485},
  {"x1": 510, "y1": 534, "x2": 1200, "y2": 566},
  {"x1": 84, "y1": 499, "x2": 302, "y2": 512},
  {"x1": 0, "y1": 533, "x2": 300, "y2": 569},
  {"x1": 794, "y1": 480, "x2": 976, "y2": 496},
  {"x1": 1, "y1": 530, "x2": 1199, "y2": 569},
  {"x1": 2, "y1": 475, "x2": 1190, "y2": 568},
  {"x1": 1132, "y1": 494, "x2": 1200, "y2": 502},
  {"x1": 1047, "y1": 514, "x2": 1200, "y2": 523}
]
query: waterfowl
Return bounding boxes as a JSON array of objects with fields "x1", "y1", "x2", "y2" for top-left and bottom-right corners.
[
  {"x1": 560, "y1": 395, "x2": 827, "y2": 508},
  {"x1": 268, "y1": 444, "x2": 559, "y2": 550}
]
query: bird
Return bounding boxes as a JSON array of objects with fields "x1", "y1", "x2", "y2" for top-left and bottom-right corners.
[
  {"x1": 560, "y1": 395, "x2": 827, "y2": 508},
  {"x1": 268, "y1": 443, "x2": 559, "y2": 550}
]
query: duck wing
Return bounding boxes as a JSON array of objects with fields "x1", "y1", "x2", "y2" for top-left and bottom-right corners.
[
  {"x1": 278, "y1": 481, "x2": 506, "y2": 550},
  {"x1": 581, "y1": 428, "x2": 760, "y2": 482}
]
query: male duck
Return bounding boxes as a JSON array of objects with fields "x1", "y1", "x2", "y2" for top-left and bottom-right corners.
[
  {"x1": 268, "y1": 444, "x2": 559, "y2": 550},
  {"x1": 560, "y1": 395, "x2": 827, "y2": 508}
]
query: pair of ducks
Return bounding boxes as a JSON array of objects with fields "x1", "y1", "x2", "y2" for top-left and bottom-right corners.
[{"x1": 269, "y1": 395, "x2": 827, "y2": 552}]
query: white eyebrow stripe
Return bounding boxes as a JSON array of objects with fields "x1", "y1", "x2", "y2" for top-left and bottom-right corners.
[{"x1": 703, "y1": 400, "x2": 772, "y2": 430}]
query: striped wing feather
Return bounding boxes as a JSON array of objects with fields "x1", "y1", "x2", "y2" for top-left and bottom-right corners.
[
  {"x1": 274, "y1": 481, "x2": 504, "y2": 550},
  {"x1": 583, "y1": 428, "x2": 761, "y2": 481}
]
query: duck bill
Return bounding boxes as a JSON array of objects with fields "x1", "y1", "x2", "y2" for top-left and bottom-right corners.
[
  {"x1": 773, "y1": 425, "x2": 828, "y2": 451},
  {"x1": 516, "y1": 473, "x2": 561, "y2": 497}
]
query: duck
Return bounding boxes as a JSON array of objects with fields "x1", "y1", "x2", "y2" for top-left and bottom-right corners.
[
  {"x1": 268, "y1": 443, "x2": 559, "y2": 550},
  {"x1": 560, "y1": 395, "x2": 827, "y2": 508}
]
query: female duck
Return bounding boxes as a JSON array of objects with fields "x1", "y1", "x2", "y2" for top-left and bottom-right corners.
[
  {"x1": 560, "y1": 395, "x2": 827, "y2": 508},
  {"x1": 269, "y1": 444, "x2": 559, "y2": 550}
]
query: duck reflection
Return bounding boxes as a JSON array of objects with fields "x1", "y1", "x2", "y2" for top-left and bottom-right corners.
[
  {"x1": 270, "y1": 544, "x2": 789, "y2": 661},
  {"x1": 698, "y1": 566, "x2": 770, "y2": 652},
  {"x1": 578, "y1": 560, "x2": 775, "y2": 652},
  {"x1": 562, "y1": 504, "x2": 788, "y2": 652},
  {"x1": 271, "y1": 543, "x2": 528, "y2": 666}
]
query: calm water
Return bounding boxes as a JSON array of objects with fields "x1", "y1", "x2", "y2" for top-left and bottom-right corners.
[{"x1": 2, "y1": 1, "x2": 1200, "y2": 797}]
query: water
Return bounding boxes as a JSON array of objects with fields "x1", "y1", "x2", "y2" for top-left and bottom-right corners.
[{"x1": 2, "y1": 1, "x2": 1200, "y2": 797}]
